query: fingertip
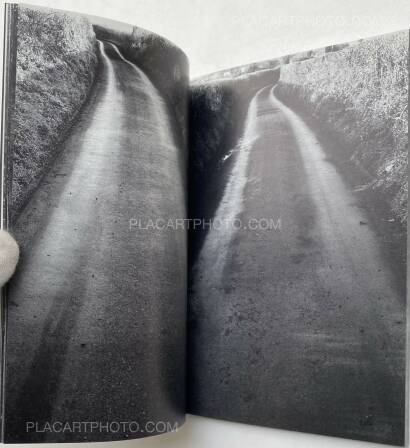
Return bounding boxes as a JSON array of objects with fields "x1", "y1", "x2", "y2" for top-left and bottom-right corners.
[{"x1": 0, "y1": 230, "x2": 19, "y2": 286}]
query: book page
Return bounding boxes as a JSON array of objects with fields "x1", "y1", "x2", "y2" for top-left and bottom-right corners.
[
  {"x1": 1, "y1": 4, "x2": 188, "y2": 442},
  {"x1": 188, "y1": 32, "x2": 408, "y2": 446}
]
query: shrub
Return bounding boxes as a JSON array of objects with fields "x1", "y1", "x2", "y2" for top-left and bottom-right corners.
[
  {"x1": 9, "y1": 5, "x2": 98, "y2": 220},
  {"x1": 189, "y1": 69, "x2": 279, "y2": 260},
  {"x1": 276, "y1": 31, "x2": 408, "y2": 222}
]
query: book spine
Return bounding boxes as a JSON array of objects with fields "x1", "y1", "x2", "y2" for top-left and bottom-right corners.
[{"x1": 0, "y1": 3, "x2": 18, "y2": 441}]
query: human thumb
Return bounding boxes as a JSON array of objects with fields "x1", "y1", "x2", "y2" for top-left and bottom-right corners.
[{"x1": 0, "y1": 230, "x2": 19, "y2": 287}]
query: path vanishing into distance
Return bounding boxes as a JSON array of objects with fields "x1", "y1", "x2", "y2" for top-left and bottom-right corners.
[
  {"x1": 190, "y1": 85, "x2": 406, "y2": 445},
  {"x1": 5, "y1": 41, "x2": 186, "y2": 442}
]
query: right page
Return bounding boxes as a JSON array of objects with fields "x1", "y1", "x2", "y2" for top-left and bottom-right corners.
[{"x1": 188, "y1": 30, "x2": 408, "y2": 446}]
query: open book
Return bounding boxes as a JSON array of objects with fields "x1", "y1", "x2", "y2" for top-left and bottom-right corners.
[{"x1": 1, "y1": 3, "x2": 408, "y2": 445}]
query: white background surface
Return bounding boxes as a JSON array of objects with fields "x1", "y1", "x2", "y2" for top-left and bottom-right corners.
[{"x1": 0, "y1": 0, "x2": 409, "y2": 446}]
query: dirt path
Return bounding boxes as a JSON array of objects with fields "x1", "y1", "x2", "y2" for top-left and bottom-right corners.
[
  {"x1": 4, "y1": 41, "x2": 186, "y2": 442},
  {"x1": 189, "y1": 85, "x2": 406, "y2": 445}
]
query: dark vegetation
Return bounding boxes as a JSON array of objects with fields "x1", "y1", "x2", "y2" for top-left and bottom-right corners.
[
  {"x1": 93, "y1": 25, "x2": 189, "y2": 145},
  {"x1": 9, "y1": 5, "x2": 98, "y2": 221},
  {"x1": 189, "y1": 68, "x2": 280, "y2": 261}
]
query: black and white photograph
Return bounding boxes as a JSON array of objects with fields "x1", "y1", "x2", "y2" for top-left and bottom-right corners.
[
  {"x1": 188, "y1": 31, "x2": 408, "y2": 446},
  {"x1": 0, "y1": 1, "x2": 408, "y2": 447},
  {"x1": 2, "y1": 4, "x2": 188, "y2": 442}
]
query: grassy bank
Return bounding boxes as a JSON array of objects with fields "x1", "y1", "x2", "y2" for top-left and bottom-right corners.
[
  {"x1": 10, "y1": 5, "x2": 98, "y2": 220},
  {"x1": 275, "y1": 31, "x2": 408, "y2": 223},
  {"x1": 189, "y1": 68, "x2": 279, "y2": 260}
]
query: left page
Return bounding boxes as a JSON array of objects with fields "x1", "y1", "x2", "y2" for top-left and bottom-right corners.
[{"x1": 1, "y1": 3, "x2": 188, "y2": 442}]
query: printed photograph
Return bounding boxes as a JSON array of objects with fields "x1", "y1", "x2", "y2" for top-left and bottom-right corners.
[
  {"x1": 188, "y1": 31, "x2": 408, "y2": 446},
  {"x1": 1, "y1": 2, "x2": 408, "y2": 446},
  {"x1": 3, "y1": 4, "x2": 188, "y2": 442}
]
